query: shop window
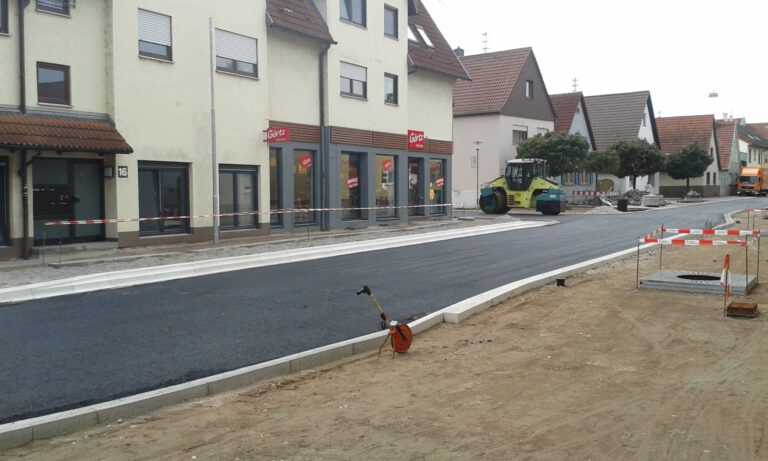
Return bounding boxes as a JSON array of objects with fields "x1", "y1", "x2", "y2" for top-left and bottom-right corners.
[
  {"x1": 138, "y1": 9, "x2": 172, "y2": 61},
  {"x1": 0, "y1": 159, "x2": 7, "y2": 246},
  {"x1": 37, "y1": 0, "x2": 68, "y2": 15},
  {"x1": 384, "y1": 5, "x2": 397, "y2": 38},
  {"x1": 408, "y1": 158, "x2": 424, "y2": 216},
  {"x1": 429, "y1": 159, "x2": 446, "y2": 215},
  {"x1": 340, "y1": 61, "x2": 367, "y2": 98},
  {"x1": 269, "y1": 148, "x2": 282, "y2": 226},
  {"x1": 216, "y1": 29, "x2": 258, "y2": 78},
  {"x1": 384, "y1": 73, "x2": 398, "y2": 105},
  {"x1": 1, "y1": 0, "x2": 8, "y2": 34},
  {"x1": 341, "y1": 152, "x2": 363, "y2": 220},
  {"x1": 376, "y1": 155, "x2": 396, "y2": 219},
  {"x1": 219, "y1": 165, "x2": 258, "y2": 229},
  {"x1": 293, "y1": 150, "x2": 316, "y2": 224},
  {"x1": 138, "y1": 162, "x2": 189, "y2": 236},
  {"x1": 340, "y1": 0, "x2": 366, "y2": 27},
  {"x1": 37, "y1": 62, "x2": 70, "y2": 105}
]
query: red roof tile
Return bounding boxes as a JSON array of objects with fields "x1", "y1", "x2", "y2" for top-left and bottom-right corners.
[
  {"x1": 266, "y1": 0, "x2": 335, "y2": 44},
  {"x1": 453, "y1": 48, "x2": 531, "y2": 116},
  {"x1": 748, "y1": 123, "x2": 768, "y2": 140},
  {"x1": 715, "y1": 120, "x2": 737, "y2": 170},
  {"x1": 407, "y1": 0, "x2": 469, "y2": 80},
  {"x1": 656, "y1": 114, "x2": 715, "y2": 162},
  {"x1": 0, "y1": 114, "x2": 133, "y2": 153}
]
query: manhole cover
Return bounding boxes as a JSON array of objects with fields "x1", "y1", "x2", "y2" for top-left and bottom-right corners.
[{"x1": 677, "y1": 274, "x2": 720, "y2": 281}]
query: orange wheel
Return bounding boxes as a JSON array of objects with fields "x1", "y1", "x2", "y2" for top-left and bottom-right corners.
[{"x1": 391, "y1": 324, "x2": 413, "y2": 354}]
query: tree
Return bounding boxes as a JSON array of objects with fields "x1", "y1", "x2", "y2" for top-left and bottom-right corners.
[
  {"x1": 610, "y1": 139, "x2": 665, "y2": 190},
  {"x1": 664, "y1": 143, "x2": 713, "y2": 191},
  {"x1": 583, "y1": 150, "x2": 620, "y2": 191},
  {"x1": 517, "y1": 131, "x2": 590, "y2": 178}
]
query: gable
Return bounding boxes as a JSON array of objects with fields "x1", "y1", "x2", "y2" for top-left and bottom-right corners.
[
  {"x1": 585, "y1": 91, "x2": 658, "y2": 150},
  {"x1": 500, "y1": 52, "x2": 554, "y2": 121},
  {"x1": 453, "y1": 48, "x2": 530, "y2": 116}
]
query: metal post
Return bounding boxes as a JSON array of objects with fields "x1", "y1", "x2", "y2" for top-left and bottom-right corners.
[
  {"x1": 745, "y1": 236, "x2": 749, "y2": 293},
  {"x1": 636, "y1": 237, "x2": 640, "y2": 290},
  {"x1": 659, "y1": 223, "x2": 664, "y2": 270},
  {"x1": 209, "y1": 18, "x2": 220, "y2": 245},
  {"x1": 473, "y1": 141, "x2": 482, "y2": 210},
  {"x1": 758, "y1": 235, "x2": 761, "y2": 284}
]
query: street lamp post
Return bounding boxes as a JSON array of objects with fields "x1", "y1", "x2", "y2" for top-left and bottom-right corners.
[{"x1": 473, "y1": 141, "x2": 482, "y2": 209}]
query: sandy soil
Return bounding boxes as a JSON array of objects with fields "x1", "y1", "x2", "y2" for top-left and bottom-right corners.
[{"x1": 5, "y1": 214, "x2": 768, "y2": 460}]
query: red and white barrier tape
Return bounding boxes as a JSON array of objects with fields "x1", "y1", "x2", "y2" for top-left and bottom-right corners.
[
  {"x1": 642, "y1": 226, "x2": 662, "y2": 240},
  {"x1": 639, "y1": 238, "x2": 750, "y2": 246},
  {"x1": 44, "y1": 203, "x2": 456, "y2": 226},
  {"x1": 571, "y1": 191, "x2": 619, "y2": 196},
  {"x1": 662, "y1": 228, "x2": 762, "y2": 236}
]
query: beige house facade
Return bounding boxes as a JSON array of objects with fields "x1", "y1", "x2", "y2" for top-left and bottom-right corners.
[{"x1": 0, "y1": 0, "x2": 466, "y2": 260}]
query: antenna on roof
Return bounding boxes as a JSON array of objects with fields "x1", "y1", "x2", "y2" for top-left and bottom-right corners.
[
  {"x1": 571, "y1": 78, "x2": 579, "y2": 93},
  {"x1": 482, "y1": 32, "x2": 488, "y2": 53}
]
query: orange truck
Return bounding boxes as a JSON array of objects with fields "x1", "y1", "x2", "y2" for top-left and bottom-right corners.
[{"x1": 738, "y1": 167, "x2": 768, "y2": 196}]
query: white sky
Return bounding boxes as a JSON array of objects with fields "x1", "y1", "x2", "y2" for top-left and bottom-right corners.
[{"x1": 421, "y1": 0, "x2": 768, "y2": 122}]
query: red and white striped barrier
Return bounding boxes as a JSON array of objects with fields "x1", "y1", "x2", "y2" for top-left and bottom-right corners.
[
  {"x1": 44, "y1": 203, "x2": 457, "y2": 226},
  {"x1": 662, "y1": 228, "x2": 762, "y2": 236},
  {"x1": 570, "y1": 191, "x2": 620, "y2": 203},
  {"x1": 642, "y1": 227, "x2": 662, "y2": 240},
  {"x1": 639, "y1": 238, "x2": 750, "y2": 246}
]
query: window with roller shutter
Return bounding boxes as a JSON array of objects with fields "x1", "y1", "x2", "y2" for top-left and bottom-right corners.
[
  {"x1": 138, "y1": 9, "x2": 172, "y2": 61},
  {"x1": 215, "y1": 29, "x2": 258, "y2": 78}
]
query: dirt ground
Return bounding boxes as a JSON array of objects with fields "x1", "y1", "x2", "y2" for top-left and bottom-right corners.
[{"x1": 5, "y1": 213, "x2": 768, "y2": 460}]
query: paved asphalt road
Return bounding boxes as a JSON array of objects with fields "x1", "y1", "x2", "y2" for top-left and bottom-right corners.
[{"x1": 0, "y1": 198, "x2": 762, "y2": 423}]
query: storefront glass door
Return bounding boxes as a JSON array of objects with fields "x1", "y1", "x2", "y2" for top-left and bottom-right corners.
[{"x1": 408, "y1": 158, "x2": 423, "y2": 216}]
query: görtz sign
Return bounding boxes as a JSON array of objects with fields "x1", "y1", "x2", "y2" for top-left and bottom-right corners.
[
  {"x1": 408, "y1": 130, "x2": 425, "y2": 150},
  {"x1": 266, "y1": 127, "x2": 291, "y2": 143}
]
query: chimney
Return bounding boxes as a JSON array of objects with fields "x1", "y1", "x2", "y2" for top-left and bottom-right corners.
[{"x1": 454, "y1": 46, "x2": 464, "y2": 57}]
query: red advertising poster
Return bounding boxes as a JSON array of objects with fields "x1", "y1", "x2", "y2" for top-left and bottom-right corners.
[
  {"x1": 266, "y1": 127, "x2": 291, "y2": 143},
  {"x1": 299, "y1": 154, "x2": 312, "y2": 169},
  {"x1": 347, "y1": 177, "x2": 359, "y2": 188},
  {"x1": 408, "y1": 130, "x2": 425, "y2": 150},
  {"x1": 383, "y1": 159, "x2": 393, "y2": 171},
  {"x1": 436, "y1": 177, "x2": 445, "y2": 187}
]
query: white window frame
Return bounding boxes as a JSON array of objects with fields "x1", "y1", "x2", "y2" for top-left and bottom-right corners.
[
  {"x1": 525, "y1": 80, "x2": 534, "y2": 99},
  {"x1": 215, "y1": 29, "x2": 258, "y2": 78},
  {"x1": 340, "y1": 61, "x2": 367, "y2": 99},
  {"x1": 138, "y1": 9, "x2": 172, "y2": 61}
]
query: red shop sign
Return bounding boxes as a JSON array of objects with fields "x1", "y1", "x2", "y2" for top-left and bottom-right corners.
[
  {"x1": 408, "y1": 130, "x2": 425, "y2": 150},
  {"x1": 347, "y1": 177, "x2": 359, "y2": 188},
  {"x1": 266, "y1": 127, "x2": 291, "y2": 143},
  {"x1": 436, "y1": 177, "x2": 445, "y2": 187},
  {"x1": 299, "y1": 154, "x2": 312, "y2": 169},
  {"x1": 383, "y1": 159, "x2": 393, "y2": 171}
]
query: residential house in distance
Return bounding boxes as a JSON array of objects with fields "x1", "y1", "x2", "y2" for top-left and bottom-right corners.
[
  {"x1": 656, "y1": 115, "x2": 719, "y2": 197},
  {"x1": 584, "y1": 90, "x2": 659, "y2": 194},
  {"x1": 451, "y1": 47, "x2": 555, "y2": 208},
  {"x1": 0, "y1": 0, "x2": 465, "y2": 260},
  {"x1": 549, "y1": 92, "x2": 596, "y2": 197},
  {"x1": 736, "y1": 120, "x2": 768, "y2": 167},
  {"x1": 747, "y1": 122, "x2": 768, "y2": 144},
  {"x1": 715, "y1": 119, "x2": 740, "y2": 195}
]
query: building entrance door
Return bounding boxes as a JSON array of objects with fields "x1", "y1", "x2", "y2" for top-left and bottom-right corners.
[
  {"x1": 408, "y1": 158, "x2": 423, "y2": 216},
  {"x1": 33, "y1": 158, "x2": 105, "y2": 245}
]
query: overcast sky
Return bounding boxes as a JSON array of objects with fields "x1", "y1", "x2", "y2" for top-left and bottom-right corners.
[{"x1": 422, "y1": 0, "x2": 768, "y2": 122}]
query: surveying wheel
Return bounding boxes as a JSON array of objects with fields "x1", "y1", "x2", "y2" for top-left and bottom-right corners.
[{"x1": 391, "y1": 324, "x2": 413, "y2": 354}]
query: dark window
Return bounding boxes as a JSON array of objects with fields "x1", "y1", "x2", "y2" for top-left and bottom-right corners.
[
  {"x1": 340, "y1": 0, "x2": 366, "y2": 27},
  {"x1": 216, "y1": 29, "x2": 258, "y2": 78},
  {"x1": 269, "y1": 147, "x2": 282, "y2": 226},
  {"x1": 340, "y1": 61, "x2": 367, "y2": 98},
  {"x1": 138, "y1": 9, "x2": 172, "y2": 61},
  {"x1": 384, "y1": 73, "x2": 398, "y2": 104},
  {"x1": 294, "y1": 150, "x2": 316, "y2": 224},
  {"x1": 37, "y1": 62, "x2": 70, "y2": 105},
  {"x1": 408, "y1": 158, "x2": 424, "y2": 216},
  {"x1": 138, "y1": 162, "x2": 189, "y2": 236},
  {"x1": 513, "y1": 129, "x2": 528, "y2": 145},
  {"x1": 36, "y1": 0, "x2": 69, "y2": 15},
  {"x1": 429, "y1": 159, "x2": 446, "y2": 215},
  {"x1": 525, "y1": 80, "x2": 533, "y2": 99},
  {"x1": 1, "y1": 0, "x2": 9, "y2": 34},
  {"x1": 0, "y1": 159, "x2": 7, "y2": 246},
  {"x1": 384, "y1": 5, "x2": 397, "y2": 38},
  {"x1": 341, "y1": 152, "x2": 363, "y2": 220},
  {"x1": 219, "y1": 166, "x2": 258, "y2": 229},
  {"x1": 376, "y1": 155, "x2": 396, "y2": 219}
]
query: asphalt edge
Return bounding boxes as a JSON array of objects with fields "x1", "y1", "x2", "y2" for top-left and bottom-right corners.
[{"x1": 0, "y1": 210, "x2": 741, "y2": 452}]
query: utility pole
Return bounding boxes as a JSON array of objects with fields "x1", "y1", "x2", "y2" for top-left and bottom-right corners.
[{"x1": 474, "y1": 141, "x2": 482, "y2": 209}]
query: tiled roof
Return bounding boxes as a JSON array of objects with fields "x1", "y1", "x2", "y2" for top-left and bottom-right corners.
[
  {"x1": 656, "y1": 114, "x2": 715, "y2": 160},
  {"x1": 584, "y1": 90, "x2": 657, "y2": 150},
  {"x1": 738, "y1": 123, "x2": 768, "y2": 149},
  {"x1": 748, "y1": 122, "x2": 768, "y2": 141},
  {"x1": 453, "y1": 48, "x2": 531, "y2": 116},
  {"x1": 266, "y1": 0, "x2": 335, "y2": 44},
  {"x1": 407, "y1": 0, "x2": 469, "y2": 80},
  {"x1": 0, "y1": 114, "x2": 133, "y2": 153},
  {"x1": 549, "y1": 91, "x2": 596, "y2": 149},
  {"x1": 715, "y1": 120, "x2": 737, "y2": 170}
]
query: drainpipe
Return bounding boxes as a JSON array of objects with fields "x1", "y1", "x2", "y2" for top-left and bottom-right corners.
[
  {"x1": 318, "y1": 44, "x2": 330, "y2": 231},
  {"x1": 18, "y1": 0, "x2": 28, "y2": 114}
]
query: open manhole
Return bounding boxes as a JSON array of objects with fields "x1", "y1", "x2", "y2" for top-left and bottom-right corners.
[{"x1": 677, "y1": 274, "x2": 720, "y2": 281}]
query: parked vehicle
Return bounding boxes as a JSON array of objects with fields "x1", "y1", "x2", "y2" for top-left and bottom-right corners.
[
  {"x1": 479, "y1": 158, "x2": 566, "y2": 215},
  {"x1": 737, "y1": 167, "x2": 768, "y2": 196}
]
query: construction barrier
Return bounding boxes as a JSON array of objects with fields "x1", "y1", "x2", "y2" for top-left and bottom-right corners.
[
  {"x1": 570, "y1": 190, "x2": 619, "y2": 204},
  {"x1": 662, "y1": 228, "x2": 762, "y2": 236},
  {"x1": 639, "y1": 237, "x2": 749, "y2": 246},
  {"x1": 44, "y1": 203, "x2": 457, "y2": 226}
]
